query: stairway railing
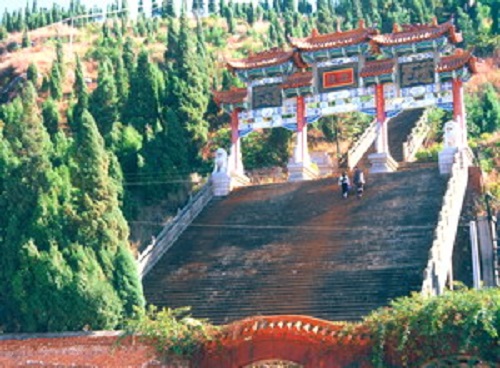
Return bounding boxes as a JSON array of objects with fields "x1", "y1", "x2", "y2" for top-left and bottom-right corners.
[
  {"x1": 422, "y1": 149, "x2": 470, "y2": 295},
  {"x1": 346, "y1": 118, "x2": 377, "y2": 169},
  {"x1": 137, "y1": 180, "x2": 214, "y2": 279},
  {"x1": 403, "y1": 110, "x2": 430, "y2": 162}
]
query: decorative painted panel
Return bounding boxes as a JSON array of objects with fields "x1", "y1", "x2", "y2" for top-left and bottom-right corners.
[
  {"x1": 317, "y1": 63, "x2": 359, "y2": 93},
  {"x1": 252, "y1": 83, "x2": 283, "y2": 109},
  {"x1": 399, "y1": 59, "x2": 435, "y2": 88},
  {"x1": 385, "y1": 82, "x2": 453, "y2": 115},
  {"x1": 238, "y1": 98, "x2": 297, "y2": 136}
]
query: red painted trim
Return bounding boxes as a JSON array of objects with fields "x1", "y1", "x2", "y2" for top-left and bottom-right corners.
[
  {"x1": 452, "y1": 78, "x2": 463, "y2": 121},
  {"x1": 375, "y1": 84, "x2": 386, "y2": 123},
  {"x1": 297, "y1": 96, "x2": 305, "y2": 132},
  {"x1": 231, "y1": 109, "x2": 239, "y2": 144}
]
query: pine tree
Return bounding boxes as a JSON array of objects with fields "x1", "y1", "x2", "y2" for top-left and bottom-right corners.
[
  {"x1": 55, "y1": 38, "x2": 64, "y2": 78},
  {"x1": 71, "y1": 55, "x2": 89, "y2": 130},
  {"x1": 316, "y1": 0, "x2": 334, "y2": 33},
  {"x1": 27, "y1": 62, "x2": 38, "y2": 87},
  {"x1": 225, "y1": 6, "x2": 235, "y2": 33},
  {"x1": 0, "y1": 82, "x2": 58, "y2": 331},
  {"x1": 112, "y1": 53, "x2": 129, "y2": 109},
  {"x1": 90, "y1": 58, "x2": 119, "y2": 138},
  {"x1": 208, "y1": 0, "x2": 218, "y2": 14},
  {"x1": 121, "y1": 0, "x2": 129, "y2": 20},
  {"x1": 42, "y1": 98, "x2": 60, "y2": 136},
  {"x1": 122, "y1": 49, "x2": 159, "y2": 135},
  {"x1": 22, "y1": 27, "x2": 30, "y2": 48},
  {"x1": 49, "y1": 63, "x2": 63, "y2": 100},
  {"x1": 482, "y1": 83, "x2": 500, "y2": 133},
  {"x1": 122, "y1": 37, "x2": 135, "y2": 74},
  {"x1": 71, "y1": 108, "x2": 145, "y2": 318},
  {"x1": 165, "y1": 17, "x2": 179, "y2": 62},
  {"x1": 169, "y1": 11, "x2": 209, "y2": 166}
]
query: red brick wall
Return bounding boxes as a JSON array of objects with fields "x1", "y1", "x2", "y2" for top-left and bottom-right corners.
[{"x1": 0, "y1": 331, "x2": 188, "y2": 367}]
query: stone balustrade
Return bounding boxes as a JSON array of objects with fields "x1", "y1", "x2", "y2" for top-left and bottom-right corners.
[
  {"x1": 347, "y1": 118, "x2": 377, "y2": 170},
  {"x1": 422, "y1": 149, "x2": 470, "y2": 295},
  {"x1": 137, "y1": 180, "x2": 214, "y2": 279},
  {"x1": 403, "y1": 109, "x2": 430, "y2": 162}
]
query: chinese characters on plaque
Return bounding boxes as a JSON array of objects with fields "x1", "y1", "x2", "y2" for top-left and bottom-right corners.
[
  {"x1": 399, "y1": 60, "x2": 435, "y2": 88},
  {"x1": 317, "y1": 64, "x2": 358, "y2": 93},
  {"x1": 252, "y1": 84, "x2": 283, "y2": 109}
]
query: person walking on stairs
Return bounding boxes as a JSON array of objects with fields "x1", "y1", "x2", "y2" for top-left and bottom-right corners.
[
  {"x1": 353, "y1": 166, "x2": 365, "y2": 198},
  {"x1": 338, "y1": 171, "x2": 350, "y2": 199}
]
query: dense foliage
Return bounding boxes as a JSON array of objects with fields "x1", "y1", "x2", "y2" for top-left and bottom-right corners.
[{"x1": 364, "y1": 288, "x2": 500, "y2": 367}]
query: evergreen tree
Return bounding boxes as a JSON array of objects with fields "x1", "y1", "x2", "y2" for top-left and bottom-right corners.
[
  {"x1": 121, "y1": 0, "x2": 129, "y2": 20},
  {"x1": 165, "y1": 17, "x2": 179, "y2": 61},
  {"x1": 49, "y1": 63, "x2": 63, "y2": 100},
  {"x1": 112, "y1": 53, "x2": 129, "y2": 109},
  {"x1": 0, "y1": 82, "x2": 58, "y2": 331},
  {"x1": 208, "y1": 0, "x2": 218, "y2": 14},
  {"x1": 225, "y1": 6, "x2": 235, "y2": 33},
  {"x1": 90, "y1": 58, "x2": 119, "y2": 139},
  {"x1": 169, "y1": 11, "x2": 209, "y2": 166},
  {"x1": 122, "y1": 37, "x2": 135, "y2": 75},
  {"x1": 42, "y1": 98, "x2": 60, "y2": 136},
  {"x1": 71, "y1": 108, "x2": 145, "y2": 324},
  {"x1": 122, "y1": 49, "x2": 159, "y2": 135},
  {"x1": 481, "y1": 84, "x2": 500, "y2": 133},
  {"x1": 22, "y1": 27, "x2": 30, "y2": 48},
  {"x1": 26, "y1": 62, "x2": 38, "y2": 87},
  {"x1": 71, "y1": 55, "x2": 89, "y2": 130},
  {"x1": 316, "y1": 0, "x2": 334, "y2": 33},
  {"x1": 282, "y1": 0, "x2": 295, "y2": 12},
  {"x1": 55, "y1": 38, "x2": 64, "y2": 78}
]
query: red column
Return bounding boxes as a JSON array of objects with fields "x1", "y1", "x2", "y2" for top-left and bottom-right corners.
[
  {"x1": 375, "y1": 83, "x2": 387, "y2": 153},
  {"x1": 297, "y1": 95, "x2": 305, "y2": 132},
  {"x1": 230, "y1": 109, "x2": 240, "y2": 172},
  {"x1": 452, "y1": 78, "x2": 466, "y2": 147},
  {"x1": 375, "y1": 83, "x2": 386, "y2": 124},
  {"x1": 231, "y1": 109, "x2": 239, "y2": 144},
  {"x1": 296, "y1": 96, "x2": 306, "y2": 162}
]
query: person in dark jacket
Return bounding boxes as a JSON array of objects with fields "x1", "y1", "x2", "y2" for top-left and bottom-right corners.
[
  {"x1": 353, "y1": 166, "x2": 365, "y2": 198},
  {"x1": 338, "y1": 171, "x2": 350, "y2": 198}
]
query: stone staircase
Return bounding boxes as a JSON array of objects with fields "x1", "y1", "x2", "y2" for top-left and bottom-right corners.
[
  {"x1": 388, "y1": 108, "x2": 426, "y2": 162},
  {"x1": 143, "y1": 164, "x2": 448, "y2": 324}
]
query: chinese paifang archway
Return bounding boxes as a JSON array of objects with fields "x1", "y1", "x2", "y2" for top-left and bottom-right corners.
[{"x1": 213, "y1": 19, "x2": 478, "y2": 183}]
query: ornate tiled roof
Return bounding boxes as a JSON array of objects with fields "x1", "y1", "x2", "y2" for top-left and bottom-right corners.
[
  {"x1": 437, "y1": 49, "x2": 478, "y2": 73},
  {"x1": 360, "y1": 58, "x2": 396, "y2": 77},
  {"x1": 281, "y1": 71, "x2": 313, "y2": 89},
  {"x1": 213, "y1": 87, "x2": 248, "y2": 105},
  {"x1": 289, "y1": 21, "x2": 378, "y2": 51},
  {"x1": 370, "y1": 20, "x2": 462, "y2": 48},
  {"x1": 226, "y1": 48, "x2": 294, "y2": 71}
]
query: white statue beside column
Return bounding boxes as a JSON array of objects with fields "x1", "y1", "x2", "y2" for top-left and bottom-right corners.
[
  {"x1": 211, "y1": 148, "x2": 231, "y2": 196},
  {"x1": 438, "y1": 120, "x2": 461, "y2": 174}
]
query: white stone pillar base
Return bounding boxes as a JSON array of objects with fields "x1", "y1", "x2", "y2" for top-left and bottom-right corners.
[
  {"x1": 211, "y1": 173, "x2": 231, "y2": 196},
  {"x1": 287, "y1": 161, "x2": 319, "y2": 182},
  {"x1": 438, "y1": 147, "x2": 458, "y2": 175},
  {"x1": 368, "y1": 152, "x2": 399, "y2": 174}
]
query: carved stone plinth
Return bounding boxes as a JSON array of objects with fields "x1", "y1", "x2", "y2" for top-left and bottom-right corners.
[
  {"x1": 310, "y1": 152, "x2": 335, "y2": 177},
  {"x1": 211, "y1": 172, "x2": 231, "y2": 196},
  {"x1": 368, "y1": 152, "x2": 398, "y2": 174},
  {"x1": 287, "y1": 161, "x2": 320, "y2": 182},
  {"x1": 438, "y1": 147, "x2": 458, "y2": 174}
]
